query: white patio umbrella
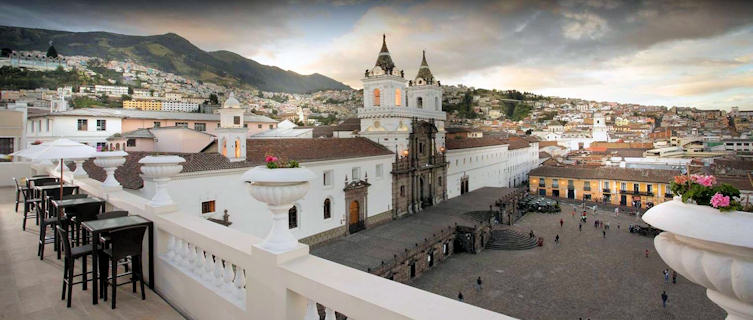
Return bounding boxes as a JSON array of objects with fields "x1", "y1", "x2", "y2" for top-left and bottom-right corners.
[
  {"x1": 11, "y1": 142, "x2": 50, "y2": 160},
  {"x1": 22, "y1": 139, "x2": 97, "y2": 201}
]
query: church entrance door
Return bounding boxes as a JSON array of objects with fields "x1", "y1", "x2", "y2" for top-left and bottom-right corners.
[{"x1": 348, "y1": 200, "x2": 364, "y2": 234}]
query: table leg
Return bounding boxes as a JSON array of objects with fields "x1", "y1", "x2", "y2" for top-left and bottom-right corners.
[
  {"x1": 148, "y1": 222, "x2": 154, "y2": 289},
  {"x1": 92, "y1": 231, "x2": 98, "y2": 305}
]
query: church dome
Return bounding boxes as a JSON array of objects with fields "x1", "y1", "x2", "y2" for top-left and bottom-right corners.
[
  {"x1": 374, "y1": 34, "x2": 396, "y2": 73},
  {"x1": 223, "y1": 92, "x2": 241, "y2": 108},
  {"x1": 414, "y1": 50, "x2": 435, "y2": 85}
]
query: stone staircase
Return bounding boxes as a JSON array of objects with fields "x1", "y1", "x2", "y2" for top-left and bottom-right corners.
[{"x1": 486, "y1": 229, "x2": 538, "y2": 250}]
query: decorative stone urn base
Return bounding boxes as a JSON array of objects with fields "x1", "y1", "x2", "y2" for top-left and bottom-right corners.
[
  {"x1": 242, "y1": 166, "x2": 315, "y2": 253},
  {"x1": 644, "y1": 198, "x2": 753, "y2": 320}
]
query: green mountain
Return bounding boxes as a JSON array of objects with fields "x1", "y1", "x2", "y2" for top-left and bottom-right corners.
[{"x1": 0, "y1": 25, "x2": 350, "y2": 93}]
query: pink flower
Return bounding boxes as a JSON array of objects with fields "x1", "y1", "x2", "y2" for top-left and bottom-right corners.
[
  {"x1": 710, "y1": 192, "x2": 730, "y2": 208},
  {"x1": 271, "y1": 156, "x2": 278, "y2": 162},
  {"x1": 691, "y1": 175, "x2": 716, "y2": 187},
  {"x1": 265, "y1": 155, "x2": 275, "y2": 163}
]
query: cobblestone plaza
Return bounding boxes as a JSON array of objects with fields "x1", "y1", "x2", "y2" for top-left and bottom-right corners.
[{"x1": 410, "y1": 204, "x2": 725, "y2": 320}]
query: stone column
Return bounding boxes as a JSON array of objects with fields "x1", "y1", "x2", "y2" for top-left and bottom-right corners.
[
  {"x1": 93, "y1": 151, "x2": 127, "y2": 191},
  {"x1": 71, "y1": 158, "x2": 89, "y2": 178},
  {"x1": 139, "y1": 155, "x2": 185, "y2": 212}
]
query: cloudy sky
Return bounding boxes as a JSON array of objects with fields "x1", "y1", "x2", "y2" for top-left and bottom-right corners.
[{"x1": 2, "y1": 0, "x2": 753, "y2": 109}]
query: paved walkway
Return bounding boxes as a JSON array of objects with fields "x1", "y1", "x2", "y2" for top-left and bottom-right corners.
[
  {"x1": 0, "y1": 187, "x2": 184, "y2": 320},
  {"x1": 410, "y1": 207, "x2": 725, "y2": 320},
  {"x1": 313, "y1": 187, "x2": 508, "y2": 271}
]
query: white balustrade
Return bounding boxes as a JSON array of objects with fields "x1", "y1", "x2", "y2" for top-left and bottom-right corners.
[
  {"x1": 303, "y1": 299, "x2": 347, "y2": 320},
  {"x1": 161, "y1": 233, "x2": 247, "y2": 309},
  {"x1": 71, "y1": 158, "x2": 88, "y2": 178}
]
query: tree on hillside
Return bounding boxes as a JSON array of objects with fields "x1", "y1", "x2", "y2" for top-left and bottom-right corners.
[{"x1": 209, "y1": 93, "x2": 219, "y2": 105}]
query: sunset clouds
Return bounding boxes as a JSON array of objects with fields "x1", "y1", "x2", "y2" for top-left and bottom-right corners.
[{"x1": 1, "y1": 0, "x2": 752, "y2": 109}]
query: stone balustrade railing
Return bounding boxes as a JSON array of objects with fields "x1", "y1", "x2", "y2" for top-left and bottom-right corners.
[
  {"x1": 163, "y1": 233, "x2": 246, "y2": 308},
  {"x1": 44, "y1": 162, "x2": 510, "y2": 320}
]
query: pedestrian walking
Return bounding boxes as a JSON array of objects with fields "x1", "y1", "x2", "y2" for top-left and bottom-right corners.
[
  {"x1": 602, "y1": 230, "x2": 606, "y2": 238},
  {"x1": 661, "y1": 291, "x2": 668, "y2": 308},
  {"x1": 579, "y1": 223, "x2": 582, "y2": 232},
  {"x1": 617, "y1": 223, "x2": 620, "y2": 230},
  {"x1": 555, "y1": 234, "x2": 560, "y2": 245},
  {"x1": 458, "y1": 291, "x2": 464, "y2": 302},
  {"x1": 529, "y1": 230, "x2": 534, "y2": 238},
  {"x1": 560, "y1": 218, "x2": 564, "y2": 228},
  {"x1": 672, "y1": 271, "x2": 677, "y2": 284},
  {"x1": 614, "y1": 207, "x2": 619, "y2": 217},
  {"x1": 646, "y1": 249, "x2": 649, "y2": 258},
  {"x1": 476, "y1": 277, "x2": 483, "y2": 291},
  {"x1": 663, "y1": 269, "x2": 670, "y2": 283}
]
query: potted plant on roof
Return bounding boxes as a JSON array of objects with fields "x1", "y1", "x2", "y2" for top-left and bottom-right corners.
[
  {"x1": 642, "y1": 174, "x2": 753, "y2": 320},
  {"x1": 241, "y1": 155, "x2": 314, "y2": 253}
]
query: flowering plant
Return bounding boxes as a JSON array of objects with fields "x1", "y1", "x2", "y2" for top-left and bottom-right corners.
[
  {"x1": 264, "y1": 154, "x2": 300, "y2": 169},
  {"x1": 670, "y1": 174, "x2": 741, "y2": 212}
]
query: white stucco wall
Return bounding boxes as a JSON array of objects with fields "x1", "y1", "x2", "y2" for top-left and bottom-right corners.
[{"x1": 152, "y1": 155, "x2": 394, "y2": 240}]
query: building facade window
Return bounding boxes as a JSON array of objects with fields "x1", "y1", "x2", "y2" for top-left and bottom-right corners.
[
  {"x1": 323, "y1": 170, "x2": 333, "y2": 186},
  {"x1": 552, "y1": 179, "x2": 559, "y2": 188},
  {"x1": 194, "y1": 123, "x2": 206, "y2": 131},
  {"x1": 417, "y1": 97, "x2": 423, "y2": 108},
  {"x1": 126, "y1": 139, "x2": 136, "y2": 147},
  {"x1": 0, "y1": 138, "x2": 14, "y2": 155},
  {"x1": 373, "y1": 88, "x2": 380, "y2": 106},
  {"x1": 400, "y1": 185, "x2": 405, "y2": 197},
  {"x1": 633, "y1": 183, "x2": 639, "y2": 193},
  {"x1": 395, "y1": 88, "x2": 401, "y2": 106},
  {"x1": 153, "y1": 121, "x2": 161, "y2": 128},
  {"x1": 233, "y1": 116, "x2": 240, "y2": 125},
  {"x1": 647, "y1": 184, "x2": 653, "y2": 194},
  {"x1": 96, "y1": 142, "x2": 107, "y2": 151},
  {"x1": 584, "y1": 181, "x2": 591, "y2": 191},
  {"x1": 376, "y1": 164, "x2": 383, "y2": 178},
  {"x1": 77, "y1": 119, "x2": 88, "y2": 131},
  {"x1": 201, "y1": 200, "x2": 215, "y2": 214},
  {"x1": 538, "y1": 178, "x2": 545, "y2": 187},
  {"x1": 621, "y1": 182, "x2": 626, "y2": 191},
  {"x1": 176, "y1": 122, "x2": 188, "y2": 127},
  {"x1": 269, "y1": 124, "x2": 274, "y2": 129},
  {"x1": 323, "y1": 199, "x2": 331, "y2": 219},
  {"x1": 351, "y1": 167, "x2": 361, "y2": 180},
  {"x1": 257, "y1": 124, "x2": 262, "y2": 129},
  {"x1": 288, "y1": 206, "x2": 298, "y2": 229},
  {"x1": 96, "y1": 120, "x2": 106, "y2": 131}
]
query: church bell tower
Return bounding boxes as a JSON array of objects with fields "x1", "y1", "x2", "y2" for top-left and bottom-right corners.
[{"x1": 216, "y1": 92, "x2": 247, "y2": 162}]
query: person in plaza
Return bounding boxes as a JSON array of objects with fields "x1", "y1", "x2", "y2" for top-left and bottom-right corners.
[
  {"x1": 664, "y1": 269, "x2": 670, "y2": 283},
  {"x1": 646, "y1": 249, "x2": 650, "y2": 258},
  {"x1": 476, "y1": 277, "x2": 483, "y2": 291},
  {"x1": 614, "y1": 207, "x2": 619, "y2": 217},
  {"x1": 672, "y1": 271, "x2": 677, "y2": 284},
  {"x1": 555, "y1": 234, "x2": 559, "y2": 245},
  {"x1": 529, "y1": 230, "x2": 534, "y2": 238},
  {"x1": 579, "y1": 223, "x2": 582, "y2": 232},
  {"x1": 559, "y1": 218, "x2": 563, "y2": 228},
  {"x1": 458, "y1": 291, "x2": 464, "y2": 302},
  {"x1": 661, "y1": 291, "x2": 668, "y2": 308},
  {"x1": 602, "y1": 230, "x2": 606, "y2": 238}
]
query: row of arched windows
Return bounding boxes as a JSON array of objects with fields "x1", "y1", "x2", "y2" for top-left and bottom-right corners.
[{"x1": 372, "y1": 88, "x2": 439, "y2": 110}]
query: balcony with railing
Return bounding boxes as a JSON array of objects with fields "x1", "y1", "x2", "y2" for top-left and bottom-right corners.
[{"x1": 25, "y1": 158, "x2": 509, "y2": 320}]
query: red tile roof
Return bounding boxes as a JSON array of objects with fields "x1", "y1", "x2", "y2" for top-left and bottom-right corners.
[{"x1": 81, "y1": 137, "x2": 393, "y2": 189}]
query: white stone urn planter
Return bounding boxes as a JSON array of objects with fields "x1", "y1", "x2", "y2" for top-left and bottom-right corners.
[
  {"x1": 241, "y1": 166, "x2": 315, "y2": 253},
  {"x1": 643, "y1": 197, "x2": 753, "y2": 320},
  {"x1": 139, "y1": 155, "x2": 185, "y2": 207},
  {"x1": 93, "y1": 151, "x2": 127, "y2": 189},
  {"x1": 70, "y1": 158, "x2": 89, "y2": 178}
]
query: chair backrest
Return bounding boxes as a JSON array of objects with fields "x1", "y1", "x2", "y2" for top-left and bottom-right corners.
[
  {"x1": 98, "y1": 211, "x2": 128, "y2": 220},
  {"x1": 108, "y1": 225, "x2": 147, "y2": 260},
  {"x1": 12, "y1": 177, "x2": 21, "y2": 191},
  {"x1": 68, "y1": 202, "x2": 103, "y2": 223},
  {"x1": 55, "y1": 226, "x2": 72, "y2": 260}
]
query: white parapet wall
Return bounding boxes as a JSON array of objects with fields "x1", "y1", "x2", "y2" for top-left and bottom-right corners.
[
  {"x1": 47, "y1": 166, "x2": 515, "y2": 320},
  {"x1": 0, "y1": 162, "x2": 32, "y2": 187}
]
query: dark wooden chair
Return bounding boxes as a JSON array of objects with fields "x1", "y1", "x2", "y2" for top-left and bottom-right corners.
[
  {"x1": 101, "y1": 225, "x2": 148, "y2": 309},
  {"x1": 16, "y1": 178, "x2": 41, "y2": 231},
  {"x1": 37, "y1": 186, "x2": 79, "y2": 260},
  {"x1": 56, "y1": 226, "x2": 94, "y2": 308},
  {"x1": 12, "y1": 177, "x2": 25, "y2": 212}
]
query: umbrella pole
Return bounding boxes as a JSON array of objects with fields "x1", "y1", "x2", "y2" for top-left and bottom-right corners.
[{"x1": 60, "y1": 158, "x2": 64, "y2": 203}]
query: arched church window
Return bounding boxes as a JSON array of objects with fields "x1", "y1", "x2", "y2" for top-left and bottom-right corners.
[
  {"x1": 222, "y1": 139, "x2": 227, "y2": 157},
  {"x1": 288, "y1": 206, "x2": 298, "y2": 229},
  {"x1": 323, "y1": 198, "x2": 331, "y2": 219},
  {"x1": 417, "y1": 97, "x2": 423, "y2": 109},
  {"x1": 115, "y1": 143, "x2": 120, "y2": 150},
  {"x1": 234, "y1": 138, "x2": 241, "y2": 158},
  {"x1": 395, "y1": 88, "x2": 401, "y2": 106},
  {"x1": 373, "y1": 88, "x2": 380, "y2": 106}
]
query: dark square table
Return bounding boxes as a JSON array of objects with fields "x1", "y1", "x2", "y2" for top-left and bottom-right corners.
[
  {"x1": 36, "y1": 185, "x2": 79, "y2": 216},
  {"x1": 52, "y1": 197, "x2": 105, "y2": 219},
  {"x1": 81, "y1": 215, "x2": 154, "y2": 305}
]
